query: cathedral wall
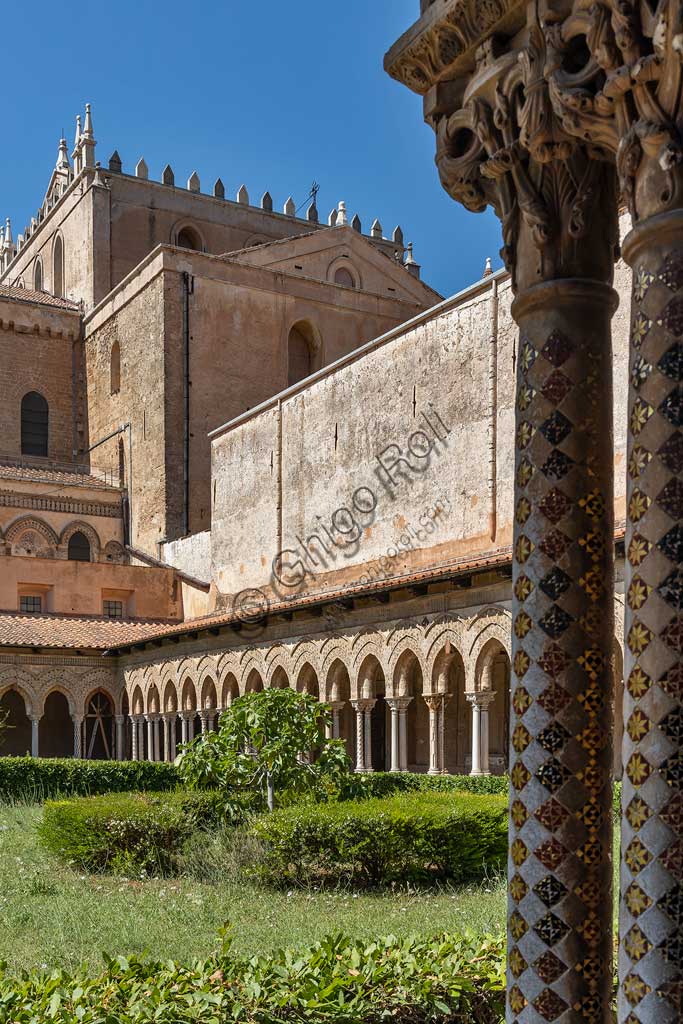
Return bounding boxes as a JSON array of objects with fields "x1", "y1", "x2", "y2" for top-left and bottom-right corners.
[
  {"x1": 210, "y1": 237, "x2": 632, "y2": 605},
  {"x1": 3, "y1": 172, "x2": 98, "y2": 307},
  {"x1": 0, "y1": 298, "x2": 80, "y2": 463},
  {"x1": 83, "y1": 265, "x2": 169, "y2": 552}
]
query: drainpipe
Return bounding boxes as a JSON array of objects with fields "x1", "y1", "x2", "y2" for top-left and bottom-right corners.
[
  {"x1": 182, "y1": 272, "x2": 193, "y2": 537},
  {"x1": 88, "y1": 422, "x2": 133, "y2": 540},
  {"x1": 487, "y1": 276, "x2": 499, "y2": 543}
]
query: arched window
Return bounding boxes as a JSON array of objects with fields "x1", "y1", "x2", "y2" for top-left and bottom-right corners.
[
  {"x1": 68, "y1": 531, "x2": 91, "y2": 562},
  {"x1": 287, "y1": 321, "x2": 320, "y2": 387},
  {"x1": 33, "y1": 259, "x2": 43, "y2": 292},
  {"x1": 21, "y1": 392, "x2": 49, "y2": 456},
  {"x1": 177, "y1": 226, "x2": 202, "y2": 250},
  {"x1": 110, "y1": 340, "x2": 121, "y2": 395},
  {"x1": 53, "y1": 235, "x2": 64, "y2": 297},
  {"x1": 334, "y1": 267, "x2": 356, "y2": 288}
]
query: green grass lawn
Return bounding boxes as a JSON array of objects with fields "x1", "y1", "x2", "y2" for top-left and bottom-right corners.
[{"x1": 0, "y1": 803, "x2": 507, "y2": 972}]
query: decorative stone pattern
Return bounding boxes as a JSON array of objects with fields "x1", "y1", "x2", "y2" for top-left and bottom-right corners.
[
  {"x1": 619, "y1": 243, "x2": 683, "y2": 1024},
  {"x1": 509, "y1": 297, "x2": 615, "y2": 1024}
]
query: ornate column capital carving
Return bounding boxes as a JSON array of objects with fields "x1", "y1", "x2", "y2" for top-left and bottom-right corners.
[
  {"x1": 465, "y1": 689, "x2": 496, "y2": 708},
  {"x1": 544, "y1": 0, "x2": 683, "y2": 222}
]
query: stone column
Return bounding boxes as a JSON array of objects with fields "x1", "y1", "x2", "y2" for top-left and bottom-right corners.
[
  {"x1": 198, "y1": 711, "x2": 209, "y2": 735},
  {"x1": 131, "y1": 715, "x2": 139, "y2": 761},
  {"x1": 162, "y1": 714, "x2": 171, "y2": 762},
  {"x1": 425, "y1": 695, "x2": 443, "y2": 775},
  {"x1": 145, "y1": 716, "x2": 155, "y2": 762},
  {"x1": 438, "y1": 694, "x2": 449, "y2": 774},
  {"x1": 351, "y1": 699, "x2": 368, "y2": 772},
  {"x1": 386, "y1": 699, "x2": 401, "y2": 772},
  {"x1": 187, "y1": 714, "x2": 195, "y2": 743},
  {"x1": 329, "y1": 701, "x2": 344, "y2": 741},
  {"x1": 180, "y1": 713, "x2": 189, "y2": 746},
  {"x1": 169, "y1": 717, "x2": 177, "y2": 762},
  {"x1": 363, "y1": 700, "x2": 376, "y2": 772},
  {"x1": 72, "y1": 715, "x2": 83, "y2": 759},
  {"x1": 398, "y1": 698, "x2": 410, "y2": 772},
  {"x1": 386, "y1": 11, "x2": 618, "y2": 1021},
  {"x1": 137, "y1": 717, "x2": 145, "y2": 760},
  {"x1": 618, "y1": 137, "x2": 683, "y2": 1024},
  {"x1": 30, "y1": 715, "x2": 40, "y2": 758},
  {"x1": 115, "y1": 715, "x2": 125, "y2": 761},
  {"x1": 466, "y1": 693, "x2": 482, "y2": 776}
]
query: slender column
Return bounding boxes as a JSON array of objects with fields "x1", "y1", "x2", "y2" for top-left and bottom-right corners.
[
  {"x1": 115, "y1": 715, "x2": 125, "y2": 761},
  {"x1": 162, "y1": 714, "x2": 171, "y2": 762},
  {"x1": 363, "y1": 700, "x2": 375, "y2": 772},
  {"x1": 398, "y1": 699, "x2": 410, "y2": 772},
  {"x1": 386, "y1": 699, "x2": 401, "y2": 772},
  {"x1": 72, "y1": 715, "x2": 83, "y2": 759},
  {"x1": 30, "y1": 715, "x2": 40, "y2": 758},
  {"x1": 329, "y1": 701, "x2": 344, "y2": 741},
  {"x1": 181, "y1": 713, "x2": 189, "y2": 746},
  {"x1": 199, "y1": 711, "x2": 209, "y2": 735},
  {"x1": 169, "y1": 717, "x2": 177, "y2": 761},
  {"x1": 153, "y1": 717, "x2": 160, "y2": 762},
  {"x1": 187, "y1": 714, "x2": 195, "y2": 742},
  {"x1": 145, "y1": 716, "x2": 155, "y2": 762},
  {"x1": 131, "y1": 715, "x2": 139, "y2": 761},
  {"x1": 137, "y1": 717, "x2": 145, "y2": 760},
  {"x1": 438, "y1": 695, "x2": 449, "y2": 774},
  {"x1": 425, "y1": 695, "x2": 442, "y2": 775},
  {"x1": 351, "y1": 700, "x2": 365, "y2": 772},
  {"x1": 466, "y1": 694, "x2": 482, "y2": 776}
]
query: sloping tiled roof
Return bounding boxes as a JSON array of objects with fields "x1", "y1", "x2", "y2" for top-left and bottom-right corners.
[
  {"x1": 0, "y1": 613, "x2": 178, "y2": 650},
  {"x1": 0, "y1": 284, "x2": 80, "y2": 311},
  {"x1": 0, "y1": 460, "x2": 121, "y2": 491}
]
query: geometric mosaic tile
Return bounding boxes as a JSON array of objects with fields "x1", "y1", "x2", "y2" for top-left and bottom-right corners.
[
  {"x1": 660, "y1": 839, "x2": 683, "y2": 879},
  {"x1": 535, "y1": 798, "x2": 570, "y2": 832},
  {"x1": 623, "y1": 972, "x2": 652, "y2": 1007},
  {"x1": 658, "y1": 431, "x2": 683, "y2": 473},
  {"x1": 658, "y1": 523, "x2": 683, "y2": 563},
  {"x1": 657, "y1": 568, "x2": 683, "y2": 610},
  {"x1": 631, "y1": 354, "x2": 653, "y2": 390},
  {"x1": 627, "y1": 575, "x2": 652, "y2": 611},
  {"x1": 626, "y1": 708, "x2": 652, "y2": 743},
  {"x1": 657, "y1": 883, "x2": 683, "y2": 927},
  {"x1": 538, "y1": 644, "x2": 570, "y2": 678},
  {"x1": 512, "y1": 685, "x2": 533, "y2": 715},
  {"x1": 627, "y1": 666, "x2": 653, "y2": 699},
  {"x1": 533, "y1": 874, "x2": 568, "y2": 907},
  {"x1": 537, "y1": 680, "x2": 572, "y2": 715},
  {"x1": 540, "y1": 411, "x2": 573, "y2": 446},
  {"x1": 658, "y1": 979, "x2": 683, "y2": 1013},
  {"x1": 510, "y1": 872, "x2": 529, "y2": 903},
  {"x1": 541, "y1": 448, "x2": 575, "y2": 481},
  {"x1": 533, "y1": 988, "x2": 568, "y2": 1021},
  {"x1": 625, "y1": 797, "x2": 652, "y2": 832},
  {"x1": 635, "y1": 266, "x2": 656, "y2": 300},
  {"x1": 623, "y1": 924, "x2": 652, "y2": 962},
  {"x1": 624, "y1": 882, "x2": 652, "y2": 917},
  {"x1": 539, "y1": 529, "x2": 572, "y2": 560},
  {"x1": 657, "y1": 477, "x2": 683, "y2": 519},
  {"x1": 511, "y1": 799, "x2": 529, "y2": 829},
  {"x1": 624, "y1": 836, "x2": 653, "y2": 874},
  {"x1": 536, "y1": 757, "x2": 571, "y2": 794},
  {"x1": 509, "y1": 946, "x2": 528, "y2": 978},
  {"x1": 534, "y1": 912, "x2": 570, "y2": 946},
  {"x1": 520, "y1": 338, "x2": 537, "y2": 372},
  {"x1": 539, "y1": 567, "x2": 572, "y2": 600},
  {"x1": 632, "y1": 313, "x2": 653, "y2": 347},
  {"x1": 658, "y1": 341, "x2": 683, "y2": 381},
  {"x1": 625, "y1": 752, "x2": 653, "y2": 788},
  {"x1": 628, "y1": 532, "x2": 653, "y2": 567},
  {"x1": 509, "y1": 984, "x2": 528, "y2": 1014},
  {"x1": 628, "y1": 488, "x2": 652, "y2": 523},
  {"x1": 658, "y1": 295, "x2": 683, "y2": 337},
  {"x1": 658, "y1": 932, "x2": 683, "y2": 964},
  {"x1": 627, "y1": 621, "x2": 654, "y2": 657},
  {"x1": 510, "y1": 910, "x2": 529, "y2": 941},
  {"x1": 629, "y1": 444, "x2": 653, "y2": 479},
  {"x1": 631, "y1": 397, "x2": 655, "y2": 435},
  {"x1": 513, "y1": 649, "x2": 531, "y2": 678},
  {"x1": 537, "y1": 722, "x2": 571, "y2": 756},
  {"x1": 541, "y1": 369, "x2": 573, "y2": 404},
  {"x1": 660, "y1": 706, "x2": 683, "y2": 745},
  {"x1": 538, "y1": 605, "x2": 574, "y2": 639},
  {"x1": 542, "y1": 329, "x2": 574, "y2": 367},
  {"x1": 659, "y1": 386, "x2": 683, "y2": 428},
  {"x1": 661, "y1": 751, "x2": 683, "y2": 789},
  {"x1": 534, "y1": 950, "x2": 568, "y2": 984},
  {"x1": 661, "y1": 793, "x2": 683, "y2": 835},
  {"x1": 535, "y1": 837, "x2": 569, "y2": 872},
  {"x1": 660, "y1": 662, "x2": 683, "y2": 699},
  {"x1": 659, "y1": 615, "x2": 683, "y2": 653},
  {"x1": 511, "y1": 762, "x2": 532, "y2": 792},
  {"x1": 658, "y1": 252, "x2": 683, "y2": 291},
  {"x1": 539, "y1": 487, "x2": 572, "y2": 524}
]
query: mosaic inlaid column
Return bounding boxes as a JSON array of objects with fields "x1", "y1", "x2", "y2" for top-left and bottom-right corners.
[
  {"x1": 617, "y1": 211, "x2": 683, "y2": 1024},
  {"x1": 508, "y1": 278, "x2": 617, "y2": 1024}
]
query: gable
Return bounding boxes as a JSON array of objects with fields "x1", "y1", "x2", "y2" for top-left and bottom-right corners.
[{"x1": 226, "y1": 227, "x2": 442, "y2": 306}]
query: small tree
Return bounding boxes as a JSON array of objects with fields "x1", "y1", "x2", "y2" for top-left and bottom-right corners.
[{"x1": 177, "y1": 689, "x2": 351, "y2": 812}]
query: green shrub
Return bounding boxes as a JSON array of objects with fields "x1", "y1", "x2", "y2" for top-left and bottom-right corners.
[
  {"x1": 339, "y1": 771, "x2": 509, "y2": 800},
  {"x1": 38, "y1": 790, "x2": 225, "y2": 875},
  {"x1": 247, "y1": 791, "x2": 508, "y2": 886},
  {"x1": 0, "y1": 931, "x2": 505, "y2": 1023},
  {"x1": 0, "y1": 757, "x2": 179, "y2": 803}
]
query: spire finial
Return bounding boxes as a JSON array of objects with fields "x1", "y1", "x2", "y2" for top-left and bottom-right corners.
[
  {"x1": 83, "y1": 103, "x2": 94, "y2": 139},
  {"x1": 74, "y1": 114, "x2": 82, "y2": 150},
  {"x1": 4, "y1": 217, "x2": 12, "y2": 248},
  {"x1": 337, "y1": 200, "x2": 348, "y2": 227},
  {"x1": 56, "y1": 136, "x2": 70, "y2": 170},
  {"x1": 483, "y1": 256, "x2": 493, "y2": 277}
]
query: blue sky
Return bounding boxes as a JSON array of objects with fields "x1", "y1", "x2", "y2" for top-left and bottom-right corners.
[{"x1": 1, "y1": 0, "x2": 502, "y2": 298}]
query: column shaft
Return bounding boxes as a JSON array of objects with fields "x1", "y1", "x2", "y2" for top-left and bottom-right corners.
[
  {"x1": 507, "y1": 281, "x2": 616, "y2": 1023},
  {"x1": 353, "y1": 702, "x2": 364, "y2": 772},
  {"x1": 388, "y1": 701, "x2": 400, "y2": 773},
  {"x1": 470, "y1": 700, "x2": 481, "y2": 776},
  {"x1": 115, "y1": 716, "x2": 125, "y2": 761},
  {"x1": 363, "y1": 706, "x2": 374, "y2": 773},
  {"x1": 399, "y1": 706, "x2": 409, "y2": 772},
  {"x1": 73, "y1": 716, "x2": 83, "y2": 759},
  {"x1": 30, "y1": 717, "x2": 40, "y2": 758},
  {"x1": 618, "y1": 211, "x2": 683, "y2": 1022},
  {"x1": 131, "y1": 717, "x2": 139, "y2": 761}
]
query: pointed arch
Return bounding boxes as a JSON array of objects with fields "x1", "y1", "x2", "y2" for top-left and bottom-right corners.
[
  {"x1": 110, "y1": 339, "x2": 121, "y2": 395},
  {"x1": 52, "y1": 233, "x2": 64, "y2": 297}
]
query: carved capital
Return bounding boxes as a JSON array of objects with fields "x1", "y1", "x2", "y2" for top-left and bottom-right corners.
[
  {"x1": 544, "y1": 0, "x2": 683, "y2": 222},
  {"x1": 428, "y1": 13, "x2": 619, "y2": 290}
]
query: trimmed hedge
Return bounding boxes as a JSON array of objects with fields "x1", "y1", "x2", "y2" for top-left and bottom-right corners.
[
  {"x1": 39, "y1": 790, "x2": 225, "y2": 875},
  {"x1": 341, "y1": 771, "x2": 509, "y2": 800},
  {"x1": 0, "y1": 757, "x2": 179, "y2": 802},
  {"x1": 248, "y1": 791, "x2": 508, "y2": 886},
  {"x1": 0, "y1": 932, "x2": 505, "y2": 1023}
]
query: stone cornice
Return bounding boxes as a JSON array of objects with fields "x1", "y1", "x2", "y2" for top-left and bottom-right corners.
[
  {"x1": 384, "y1": 0, "x2": 526, "y2": 96},
  {"x1": 0, "y1": 490, "x2": 122, "y2": 518}
]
